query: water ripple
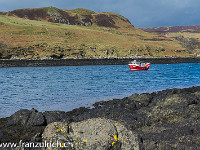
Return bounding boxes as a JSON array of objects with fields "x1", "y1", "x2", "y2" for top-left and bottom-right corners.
[{"x1": 0, "y1": 63, "x2": 200, "y2": 117}]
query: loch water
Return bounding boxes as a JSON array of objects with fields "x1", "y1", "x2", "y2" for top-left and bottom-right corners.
[{"x1": 0, "y1": 63, "x2": 200, "y2": 118}]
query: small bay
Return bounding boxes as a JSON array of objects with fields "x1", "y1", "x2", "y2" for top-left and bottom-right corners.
[{"x1": 0, "y1": 63, "x2": 200, "y2": 118}]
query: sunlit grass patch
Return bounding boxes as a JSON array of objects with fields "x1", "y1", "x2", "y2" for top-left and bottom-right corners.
[{"x1": 0, "y1": 14, "x2": 192, "y2": 59}]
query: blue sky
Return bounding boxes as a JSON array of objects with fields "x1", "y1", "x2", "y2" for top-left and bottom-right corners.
[{"x1": 0, "y1": 0, "x2": 199, "y2": 28}]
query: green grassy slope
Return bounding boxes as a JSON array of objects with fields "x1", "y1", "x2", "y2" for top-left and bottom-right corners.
[{"x1": 0, "y1": 8, "x2": 193, "y2": 59}]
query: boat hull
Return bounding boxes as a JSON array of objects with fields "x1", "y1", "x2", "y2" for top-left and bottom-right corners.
[{"x1": 128, "y1": 65, "x2": 149, "y2": 71}]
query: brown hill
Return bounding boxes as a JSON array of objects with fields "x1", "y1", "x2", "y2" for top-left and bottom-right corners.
[
  {"x1": 6, "y1": 7, "x2": 134, "y2": 30},
  {"x1": 0, "y1": 7, "x2": 195, "y2": 59},
  {"x1": 141, "y1": 25, "x2": 200, "y2": 34}
]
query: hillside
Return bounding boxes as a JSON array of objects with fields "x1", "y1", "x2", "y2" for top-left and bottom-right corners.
[
  {"x1": 0, "y1": 7, "x2": 195, "y2": 59},
  {"x1": 6, "y1": 7, "x2": 135, "y2": 31},
  {"x1": 141, "y1": 25, "x2": 200, "y2": 56},
  {"x1": 140, "y1": 25, "x2": 200, "y2": 34}
]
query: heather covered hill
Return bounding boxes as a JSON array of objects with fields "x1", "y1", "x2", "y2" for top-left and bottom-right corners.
[
  {"x1": 6, "y1": 7, "x2": 135, "y2": 30},
  {"x1": 141, "y1": 25, "x2": 200, "y2": 56},
  {"x1": 141, "y1": 25, "x2": 200, "y2": 34},
  {"x1": 0, "y1": 7, "x2": 195, "y2": 59}
]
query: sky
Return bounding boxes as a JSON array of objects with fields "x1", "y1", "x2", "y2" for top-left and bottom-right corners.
[{"x1": 0, "y1": 0, "x2": 199, "y2": 28}]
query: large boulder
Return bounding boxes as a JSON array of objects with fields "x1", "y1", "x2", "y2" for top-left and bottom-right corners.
[
  {"x1": 43, "y1": 111, "x2": 67, "y2": 124},
  {"x1": 6, "y1": 109, "x2": 70, "y2": 127},
  {"x1": 42, "y1": 118, "x2": 140, "y2": 150},
  {"x1": 6, "y1": 108, "x2": 46, "y2": 127}
]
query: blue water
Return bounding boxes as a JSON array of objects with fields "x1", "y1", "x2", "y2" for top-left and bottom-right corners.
[{"x1": 0, "y1": 63, "x2": 200, "y2": 118}]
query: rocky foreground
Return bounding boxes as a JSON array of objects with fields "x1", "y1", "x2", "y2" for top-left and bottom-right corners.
[{"x1": 0, "y1": 86, "x2": 200, "y2": 149}]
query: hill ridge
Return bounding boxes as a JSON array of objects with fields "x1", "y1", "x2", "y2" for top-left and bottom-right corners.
[
  {"x1": 3, "y1": 7, "x2": 134, "y2": 30},
  {"x1": 0, "y1": 7, "x2": 198, "y2": 59},
  {"x1": 141, "y1": 25, "x2": 200, "y2": 33}
]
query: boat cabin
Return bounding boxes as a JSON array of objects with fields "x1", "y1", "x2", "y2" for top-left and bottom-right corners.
[{"x1": 130, "y1": 60, "x2": 145, "y2": 67}]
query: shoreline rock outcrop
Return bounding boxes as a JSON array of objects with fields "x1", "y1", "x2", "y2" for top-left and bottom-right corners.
[
  {"x1": 0, "y1": 57, "x2": 200, "y2": 68},
  {"x1": 42, "y1": 118, "x2": 140, "y2": 150},
  {"x1": 0, "y1": 86, "x2": 199, "y2": 149}
]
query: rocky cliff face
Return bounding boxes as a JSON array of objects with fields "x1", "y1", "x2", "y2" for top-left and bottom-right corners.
[
  {"x1": 6, "y1": 7, "x2": 134, "y2": 29},
  {"x1": 8, "y1": 7, "x2": 79, "y2": 25}
]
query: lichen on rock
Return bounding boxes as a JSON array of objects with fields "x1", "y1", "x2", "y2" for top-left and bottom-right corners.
[{"x1": 42, "y1": 118, "x2": 140, "y2": 150}]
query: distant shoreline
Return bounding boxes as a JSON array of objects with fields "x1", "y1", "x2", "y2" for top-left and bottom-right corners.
[{"x1": 0, "y1": 57, "x2": 200, "y2": 68}]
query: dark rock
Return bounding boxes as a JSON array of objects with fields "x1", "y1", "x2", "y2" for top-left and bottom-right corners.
[
  {"x1": 6, "y1": 108, "x2": 45, "y2": 127},
  {"x1": 27, "y1": 111, "x2": 46, "y2": 126},
  {"x1": 66, "y1": 107, "x2": 90, "y2": 116},
  {"x1": 43, "y1": 111, "x2": 67, "y2": 124},
  {"x1": 6, "y1": 109, "x2": 31, "y2": 126},
  {"x1": 0, "y1": 129, "x2": 5, "y2": 141},
  {"x1": 1, "y1": 58, "x2": 200, "y2": 68}
]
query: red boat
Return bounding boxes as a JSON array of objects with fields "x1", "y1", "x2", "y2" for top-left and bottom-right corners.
[{"x1": 128, "y1": 60, "x2": 150, "y2": 71}]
